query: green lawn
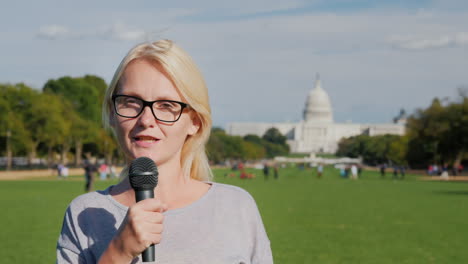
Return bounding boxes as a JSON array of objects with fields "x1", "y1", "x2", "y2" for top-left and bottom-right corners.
[{"x1": 1, "y1": 167, "x2": 467, "y2": 263}]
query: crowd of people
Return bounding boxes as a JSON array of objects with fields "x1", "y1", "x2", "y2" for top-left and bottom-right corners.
[
  {"x1": 379, "y1": 164, "x2": 406, "y2": 180},
  {"x1": 427, "y1": 163, "x2": 464, "y2": 177}
]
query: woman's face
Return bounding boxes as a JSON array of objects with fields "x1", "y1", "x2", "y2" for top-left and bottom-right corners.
[{"x1": 111, "y1": 59, "x2": 199, "y2": 166}]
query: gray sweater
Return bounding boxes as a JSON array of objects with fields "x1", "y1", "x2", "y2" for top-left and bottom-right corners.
[{"x1": 57, "y1": 182, "x2": 273, "y2": 264}]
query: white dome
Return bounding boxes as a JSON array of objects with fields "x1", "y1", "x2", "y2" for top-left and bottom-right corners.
[{"x1": 303, "y1": 76, "x2": 333, "y2": 123}]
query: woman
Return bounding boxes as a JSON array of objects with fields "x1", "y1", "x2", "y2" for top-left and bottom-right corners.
[{"x1": 56, "y1": 40, "x2": 273, "y2": 263}]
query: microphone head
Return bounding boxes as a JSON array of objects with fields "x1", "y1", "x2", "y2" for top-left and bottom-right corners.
[{"x1": 129, "y1": 157, "x2": 158, "y2": 191}]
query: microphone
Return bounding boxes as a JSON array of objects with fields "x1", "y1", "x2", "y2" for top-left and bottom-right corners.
[{"x1": 129, "y1": 157, "x2": 159, "y2": 263}]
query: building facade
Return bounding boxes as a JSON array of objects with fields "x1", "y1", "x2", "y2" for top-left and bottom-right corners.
[{"x1": 227, "y1": 76, "x2": 405, "y2": 153}]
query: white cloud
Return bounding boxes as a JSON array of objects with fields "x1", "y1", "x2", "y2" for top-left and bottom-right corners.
[
  {"x1": 388, "y1": 32, "x2": 468, "y2": 50},
  {"x1": 36, "y1": 22, "x2": 149, "y2": 42},
  {"x1": 37, "y1": 25, "x2": 70, "y2": 39},
  {"x1": 99, "y1": 23, "x2": 147, "y2": 41}
]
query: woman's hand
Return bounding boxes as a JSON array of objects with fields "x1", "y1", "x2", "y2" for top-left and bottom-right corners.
[{"x1": 99, "y1": 198, "x2": 167, "y2": 264}]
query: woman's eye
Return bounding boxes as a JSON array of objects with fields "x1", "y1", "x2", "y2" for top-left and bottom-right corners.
[
  {"x1": 124, "y1": 98, "x2": 140, "y2": 106},
  {"x1": 158, "y1": 102, "x2": 177, "y2": 109}
]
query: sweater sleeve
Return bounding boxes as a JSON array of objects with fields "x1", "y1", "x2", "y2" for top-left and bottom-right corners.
[
  {"x1": 56, "y1": 206, "x2": 86, "y2": 264},
  {"x1": 248, "y1": 196, "x2": 274, "y2": 264}
]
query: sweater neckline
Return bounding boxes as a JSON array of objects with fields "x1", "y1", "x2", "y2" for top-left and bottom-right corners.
[{"x1": 102, "y1": 181, "x2": 216, "y2": 215}]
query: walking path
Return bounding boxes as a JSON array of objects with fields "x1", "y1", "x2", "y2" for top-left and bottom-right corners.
[
  {"x1": 421, "y1": 176, "x2": 468, "y2": 182},
  {"x1": 0, "y1": 168, "x2": 84, "y2": 180}
]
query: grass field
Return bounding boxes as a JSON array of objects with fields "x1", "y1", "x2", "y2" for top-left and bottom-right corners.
[{"x1": 1, "y1": 167, "x2": 467, "y2": 263}]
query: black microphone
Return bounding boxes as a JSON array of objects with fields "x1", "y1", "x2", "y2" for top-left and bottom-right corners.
[{"x1": 129, "y1": 157, "x2": 159, "y2": 263}]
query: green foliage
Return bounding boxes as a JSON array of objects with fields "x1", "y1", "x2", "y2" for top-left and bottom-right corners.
[
  {"x1": 338, "y1": 92, "x2": 468, "y2": 168},
  {"x1": 43, "y1": 75, "x2": 103, "y2": 124},
  {"x1": 0, "y1": 86, "x2": 29, "y2": 157},
  {"x1": 262, "y1": 127, "x2": 287, "y2": 145},
  {"x1": 0, "y1": 76, "x2": 116, "y2": 166},
  {"x1": 206, "y1": 128, "x2": 289, "y2": 163},
  {"x1": 207, "y1": 128, "x2": 245, "y2": 163},
  {"x1": 336, "y1": 134, "x2": 403, "y2": 165},
  {"x1": 261, "y1": 127, "x2": 290, "y2": 157},
  {"x1": 387, "y1": 135, "x2": 409, "y2": 165},
  {"x1": 406, "y1": 93, "x2": 468, "y2": 166}
]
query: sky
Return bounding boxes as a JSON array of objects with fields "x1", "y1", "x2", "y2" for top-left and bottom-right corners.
[{"x1": 1, "y1": 0, "x2": 467, "y2": 128}]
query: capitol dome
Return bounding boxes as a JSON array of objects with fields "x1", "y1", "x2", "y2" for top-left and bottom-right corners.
[{"x1": 303, "y1": 75, "x2": 333, "y2": 123}]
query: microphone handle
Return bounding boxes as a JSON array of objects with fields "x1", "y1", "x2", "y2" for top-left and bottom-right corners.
[
  {"x1": 135, "y1": 189, "x2": 154, "y2": 202},
  {"x1": 135, "y1": 189, "x2": 155, "y2": 262},
  {"x1": 142, "y1": 245, "x2": 155, "y2": 263}
]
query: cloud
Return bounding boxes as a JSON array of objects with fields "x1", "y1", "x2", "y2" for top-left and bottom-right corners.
[
  {"x1": 98, "y1": 23, "x2": 147, "y2": 41},
  {"x1": 388, "y1": 32, "x2": 468, "y2": 50},
  {"x1": 37, "y1": 25, "x2": 70, "y2": 39},
  {"x1": 36, "y1": 22, "x2": 148, "y2": 41}
]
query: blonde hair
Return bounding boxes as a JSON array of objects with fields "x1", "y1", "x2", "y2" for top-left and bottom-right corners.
[{"x1": 102, "y1": 40, "x2": 212, "y2": 181}]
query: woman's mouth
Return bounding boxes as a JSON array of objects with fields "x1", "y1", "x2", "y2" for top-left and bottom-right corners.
[
  {"x1": 134, "y1": 136, "x2": 159, "y2": 142},
  {"x1": 133, "y1": 136, "x2": 160, "y2": 147}
]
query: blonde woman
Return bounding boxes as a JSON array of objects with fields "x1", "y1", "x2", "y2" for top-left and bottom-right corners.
[{"x1": 56, "y1": 40, "x2": 273, "y2": 264}]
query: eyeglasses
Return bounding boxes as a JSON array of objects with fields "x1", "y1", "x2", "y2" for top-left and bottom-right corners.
[{"x1": 112, "y1": 94, "x2": 189, "y2": 123}]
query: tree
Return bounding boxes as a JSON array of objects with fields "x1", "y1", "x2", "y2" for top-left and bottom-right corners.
[
  {"x1": 336, "y1": 134, "x2": 404, "y2": 165},
  {"x1": 2, "y1": 84, "x2": 40, "y2": 165},
  {"x1": 43, "y1": 76, "x2": 102, "y2": 123},
  {"x1": 262, "y1": 127, "x2": 287, "y2": 145},
  {"x1": 406, "y1": 98, "x2": 451, "y2": 166},
  {"x1": 243, "y1": 134, "x2": 263, "y2": 145},
  {"x1": 388, "y1": 135, "x2": 409, "y2": 166},
  {"x1": 43, "y1": 75, "x2": 108, "y2": 165},
  {"x1": 27, "y1": 92, "x2": 71, "y2": 167},
  {"x1": 336, "y1": 135, "x2": 368, "y2": 158},
  {"x1": 262, "y1": 128, "x2": 289, "y2": 158}
]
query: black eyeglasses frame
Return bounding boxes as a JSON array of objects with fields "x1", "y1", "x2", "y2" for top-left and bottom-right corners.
[{"x1": 112, "y1": 94, "x2": 190, "y2": 123}]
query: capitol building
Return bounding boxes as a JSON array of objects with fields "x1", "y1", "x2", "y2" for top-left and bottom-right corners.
[{"x1": 227, "y1": 76, "x2": 406, "y2": 154}]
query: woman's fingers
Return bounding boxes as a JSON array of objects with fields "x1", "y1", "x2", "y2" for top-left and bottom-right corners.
[
  {"x1": 137, "y1": 198, "x2": 168, "y2": 213},
  {"x1": 110, "y1": 198, "x2": 167, "y2": 258}
]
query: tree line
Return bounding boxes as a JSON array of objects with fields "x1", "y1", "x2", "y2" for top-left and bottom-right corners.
[
  {"x1": 336, "y1": 91, "x2": 468, "y2": 168},
  {"x1": 207, "y1": 127, "x2": 290, "y2": 164},
  {"x1": 0, "y1": 77, "x2": 290, "y2": 170},
  {"x1": 0, "y1": 76, "x2": 117, "y2": 170}
]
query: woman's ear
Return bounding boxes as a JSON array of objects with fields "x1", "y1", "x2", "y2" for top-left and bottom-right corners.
[{"x1": 188, "y1": 114, "x2": 201, "y2": 136}]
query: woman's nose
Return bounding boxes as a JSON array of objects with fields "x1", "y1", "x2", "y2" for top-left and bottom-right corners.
[{"x1": 137, "y1": 106, "x2": 156, "y2": 127}]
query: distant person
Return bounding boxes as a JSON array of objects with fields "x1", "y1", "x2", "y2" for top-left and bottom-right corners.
[
  {"x1": 451, "y1": 164, "x2": 458, "y2": 176},
  {"x1": 109, "y1": 164, "x2": 117, "y2": 178},
  {"x1": 392, "y1": 165, "x2": 399, "y2": 179},
  {"x1": 340, "y1": 167, "x2": 346, "y2": 178},
  {"x1": 273, "y1": 164, "x2": 279, "y2": 180},
  {"x1": 458, "y1": 164, "x2": 464, "y2": 175},
  {"x1": 380, "y1": 164, "x2": 386, "y2": 178},
  {"x1": 428, "y1": 165, "x2": 433, "y2": 176},
  {"x1": 345, "y1": 166, "x2": 350, "y2": 178},
  {"x1": 350, "y1": 164, "x2": 358, "y2": 179},
  {"x1": 238, "y1": 161, "x2": 244, "y2": 171},
  {"x1": 263, "y1": 163, "x2": 270, "y2": 180},
  {"x1": 317, "y1": 164, "x2": 323, "y2": 178},
  {"x1": 399, "y1": 165, "x2": 405, "y2": 180},
  {"x1": 99, "y1": 163, "x2": 108, "y2": 180},
  {"x1": 62, "y1": 165, "x2": 69, "y2": 178},
  {"x1": 440, "y1": 165, "x2": 449, "y2": 180},
  {"x1": 83, "y1": 159, "x2": 96, "y2": 192},
  {"x1": 56, "y1": 163, "x2": 64, "y2": 178}
]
